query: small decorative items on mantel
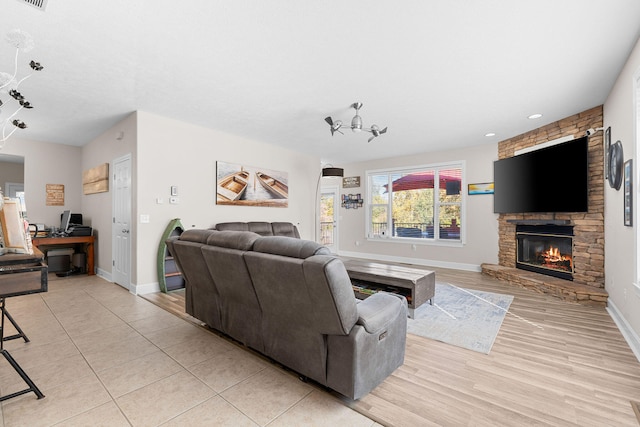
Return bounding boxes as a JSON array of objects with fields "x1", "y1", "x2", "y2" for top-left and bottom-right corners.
[
  {"x1": 342, "y1": 194, "x2": 363, "y2": 209},
  {"x1": 0, "y1": 29, "x2": 44, "y2": 148}
]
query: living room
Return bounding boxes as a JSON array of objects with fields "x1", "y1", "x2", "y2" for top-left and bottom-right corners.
[{"x1": 1, "y1": 0, "x2": 640, "y2": 425}]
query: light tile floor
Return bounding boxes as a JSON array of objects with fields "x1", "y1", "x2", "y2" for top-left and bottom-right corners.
[{"x1": 0, "y1": 275, "x2": 379, "y2": 427}]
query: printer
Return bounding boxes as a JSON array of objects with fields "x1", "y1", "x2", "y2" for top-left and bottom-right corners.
[
  {"x1": 60, "y1": 212, "x2": 92, "y2": 236},
  {"x1": 68, "y1": 225, "x2": 92, "y2": 236}
]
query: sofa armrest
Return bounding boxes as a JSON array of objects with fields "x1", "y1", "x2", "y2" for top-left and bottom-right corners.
[
  {"x1": 328, "y1": 291, "x2": 407, "y2": 399},
  {"x1": 356, "y1": 292, "x2": 407, "y2": 334}
]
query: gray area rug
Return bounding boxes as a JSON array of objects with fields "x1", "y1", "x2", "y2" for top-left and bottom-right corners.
[{"x1": 407, "y1": 282, "x2": 514, "y2": 354}]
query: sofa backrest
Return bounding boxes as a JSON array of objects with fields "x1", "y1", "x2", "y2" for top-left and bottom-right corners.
[
  {"x1": 180, "y1": 229, "x2": 218, "y2": 243},
  {"x1": 252, "y1": 235, "x2": 329, "y2": 258},
  {"x1": 302, "y1": 255, "x2": 359, "y2": 335},
  {"x1": 201, "y1": 231, "x2": 264, "y2": 352},
  {"x1": 168, "y1": 229, "x2": 216, "y2": 274},
  {"x1": 214, "y1": 222, "x2": 250, "y2": 233},
  {"x1": 244, "y1": 236, "x2": 355, "y2": 382},
  {"x1": 214, "y1": 221, "x2": 300, "y2": 238},
  {"x1": 170, "y1": 229, "x2": 222, "y2": 330},
  {"x1": 206, "y1": 230, "x2": 260, "y2": 250},
  {"x1": 245, "y1": 222, "x2": 273, "y2": 236},
  {"x1": 271, "y1": 222, "x2": 300, "y2": 238}
]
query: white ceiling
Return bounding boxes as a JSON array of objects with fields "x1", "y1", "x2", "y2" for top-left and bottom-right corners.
[{"x1": 1, "y1": 0, "x2": 639, "y2": 164}]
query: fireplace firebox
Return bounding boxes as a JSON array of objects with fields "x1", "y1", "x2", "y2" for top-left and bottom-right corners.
[{"x1": 515, "y1": 224, "x2": 574, "y2": 280}]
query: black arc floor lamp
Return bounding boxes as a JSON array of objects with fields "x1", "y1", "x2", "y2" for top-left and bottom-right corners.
[{"x1": 322, "y1": 167, "x2": 344, "y2": 178}]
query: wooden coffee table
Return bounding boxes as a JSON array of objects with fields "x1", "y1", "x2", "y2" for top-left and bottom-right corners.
[{"x1": 342, "y1": 259, "x2": 435, "y2": 318}]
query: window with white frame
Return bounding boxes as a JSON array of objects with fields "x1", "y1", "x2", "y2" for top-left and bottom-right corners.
[{"x1": 366, "y1": 163, "x2": 464, "y2": 242}]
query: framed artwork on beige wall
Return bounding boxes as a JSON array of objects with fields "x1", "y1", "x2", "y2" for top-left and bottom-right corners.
[
  {"x1": 45, "y1": 184, "x2": 64, "y2": 206},
  {"x1": 216, "y1": 161, "x2": 288, "y2": 207},
  {"x1": 468, "y1": 182, "x2": 494, "y2": 195},
  {"x1": 83, "y1": 163, "x2": 109, "y2": 195}
]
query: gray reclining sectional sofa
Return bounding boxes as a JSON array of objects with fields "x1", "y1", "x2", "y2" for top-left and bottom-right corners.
[{"x1": 167, "y1": 221, "x2": 407, "y2": 400}]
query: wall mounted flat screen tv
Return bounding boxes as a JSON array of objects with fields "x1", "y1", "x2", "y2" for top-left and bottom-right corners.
[{"x1": 493, "y1": 136, "x2": 589, "y2": 213}]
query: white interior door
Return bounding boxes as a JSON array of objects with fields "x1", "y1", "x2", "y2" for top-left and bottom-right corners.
[
  {"x1": 320, "y1": 186, "x2": 339, "y2": 252},
  {"x1": 112, "y1": 154, "x2": 132, "y2": 290}
]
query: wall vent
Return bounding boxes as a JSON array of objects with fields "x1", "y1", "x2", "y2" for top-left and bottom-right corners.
[{"x1": 17, "y1": 0, "x2": 48, "y2": 11}]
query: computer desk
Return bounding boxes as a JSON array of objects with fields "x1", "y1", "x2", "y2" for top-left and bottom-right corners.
[{"x1": 32, "y1": 235, "x2": 95, "y2": 275}]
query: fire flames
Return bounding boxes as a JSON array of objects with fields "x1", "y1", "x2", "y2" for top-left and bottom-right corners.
[{"x1": 542, "y1": 246, "x2": 572, "y2": 270}]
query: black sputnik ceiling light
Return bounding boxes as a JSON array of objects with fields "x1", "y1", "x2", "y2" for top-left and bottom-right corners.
[
  {"x1": 324, "y1": 102, "x2": 387, "y2": 143},
  {"x1": 0, "y1": 29, "x2": 44, "y2": 148}
]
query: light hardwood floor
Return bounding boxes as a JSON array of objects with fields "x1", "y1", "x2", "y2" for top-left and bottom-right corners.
[{"x1": 143, "y1": 266, "x2": 640, "y2": 426}]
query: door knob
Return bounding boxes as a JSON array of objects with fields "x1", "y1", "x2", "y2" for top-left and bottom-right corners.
[{"x1": 122, "y1": 229, "x2": 129, "y2": 234}]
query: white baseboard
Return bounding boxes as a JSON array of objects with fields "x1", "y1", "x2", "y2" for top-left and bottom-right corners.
[
  {"x1": 134, "y1": 282, "x2": 160, "y2": 295},
  {"x1": 95, "y1": 268, "x2": 159, "y2": 296},
  {"x1": 96, "y1": 268, "x2": 112, "y2": 282},
  {"x1": 607, "y1": 299, "x2": 640, "y2": 363},
  {"x1": 337, "y1": 250, "x2": 482, "y2": 272},
  {"x1": 96, "y1": 269, "x2": 134, "y2": 294}
]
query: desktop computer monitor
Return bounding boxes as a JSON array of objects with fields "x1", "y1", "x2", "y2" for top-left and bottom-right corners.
[
  {"x1": 59, "y1": 213, "x2": 82, "y2": 226},
  {"x1": 60, "y1": 210, "x2": 71, "y2": 234}
]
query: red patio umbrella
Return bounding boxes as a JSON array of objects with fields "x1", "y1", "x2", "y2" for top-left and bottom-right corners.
[{"x1": 384, "y1": 170, "x2": 461, "y2": 192}]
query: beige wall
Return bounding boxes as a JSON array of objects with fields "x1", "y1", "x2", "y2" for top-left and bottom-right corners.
[
  {"x1": 134, "y1": 111, "x2": 319, "y2": 291},
  {"x1": 0, "y1": 160, "x2": 24, "y2": 195},
  {"x1": 80, "y1": 113, "x2": 137, "y2": 281},
  {"x1": 0, "y1": 136, "x2": 82, "y2": 226},
  {"x1": 604, "y1": 36, "x2": 640, "y2": 353},
  {"x1": 333, "y1": 142, "x2": 499, "y2": 270}
]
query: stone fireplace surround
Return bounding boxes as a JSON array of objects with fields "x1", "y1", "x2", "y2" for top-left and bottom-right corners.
[{"x1": 481, "y1": 106, "x2": 608, "y2": 307}]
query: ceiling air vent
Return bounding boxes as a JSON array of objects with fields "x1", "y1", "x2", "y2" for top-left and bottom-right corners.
[{"x1": 17, "y1": 0, "x2": 48, "y2": 11}]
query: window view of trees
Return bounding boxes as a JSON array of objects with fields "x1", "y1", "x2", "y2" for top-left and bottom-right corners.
[
  {"x1": 370, "y1": 175, "x2": 389, "y2": 236},
  {"x1": 320, "y1": 193, "x2": 335, "y2": 245},
  {"x1": 368, "y1": 166, "x2": 462, "y2": 241}
]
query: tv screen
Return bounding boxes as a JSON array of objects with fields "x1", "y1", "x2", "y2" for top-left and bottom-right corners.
[{"x1": 493, "y1": 136, "x2": 589, "y2": 213}]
